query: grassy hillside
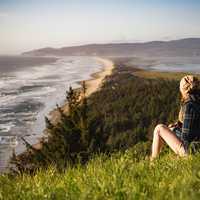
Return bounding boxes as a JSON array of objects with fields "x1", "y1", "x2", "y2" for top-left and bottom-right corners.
[{"x1": 1, "y1": 148, "x2": 200, "y2": 199}]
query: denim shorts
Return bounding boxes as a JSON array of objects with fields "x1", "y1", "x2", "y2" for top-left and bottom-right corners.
[
  {"x1": 172, "y1": 127, "x2": 182, "y2": 140},
  {"x1": 171, "y1": 127, "x2": 188, "y2": 151}
]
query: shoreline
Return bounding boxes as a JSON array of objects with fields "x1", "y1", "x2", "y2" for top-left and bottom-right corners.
[
  {"x1": 84, "y1": 57, "x2": 114, "y2": 97},
  {"x1": 61, "y1": 57, "x2": 114, "y2": 114},
  {"x1": 32, "y1": 57, "x2": 114, "y2": 149}
]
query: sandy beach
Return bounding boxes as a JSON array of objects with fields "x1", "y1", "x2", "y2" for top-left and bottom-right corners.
[
  {"x1": 61, "y1": 57, "x2": 114, "y2": 113},
  {"x1": 32, "y1": 57, "x2": 114, "y2": 149},
  {"x1": 85, "y1": 57, "x2": 114, "y2": 96}
]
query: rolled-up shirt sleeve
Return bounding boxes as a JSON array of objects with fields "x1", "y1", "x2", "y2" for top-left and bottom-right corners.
[{"x1": 182, "y1": 103, "x2": 197, "y2": 147}]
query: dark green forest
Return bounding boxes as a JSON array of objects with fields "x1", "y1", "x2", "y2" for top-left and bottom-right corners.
[{"x1": 13, "y1": 58, "x2": 181, "y2": 172}]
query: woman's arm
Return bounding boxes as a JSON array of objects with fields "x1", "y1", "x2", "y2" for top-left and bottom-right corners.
[{"x1": 168, "y1": 106, "x2": 184, "y2": 129}]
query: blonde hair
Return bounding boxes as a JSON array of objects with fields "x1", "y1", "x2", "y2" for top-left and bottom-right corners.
[
  {"x1": 178, "y1": 106, "x2": 184, "y2": 123},
  {"x1": 180, "y1": 75, "x2": 199, "y2": 103}
]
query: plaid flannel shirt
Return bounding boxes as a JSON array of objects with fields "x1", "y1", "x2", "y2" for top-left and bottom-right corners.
[{"x1": 182, "y1": 101, "x2": 200, "y2": 149}]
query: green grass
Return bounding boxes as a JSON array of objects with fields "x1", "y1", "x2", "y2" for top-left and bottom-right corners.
[{"x1": 1, "y1": 147, "x2": 200, "y2": 200}]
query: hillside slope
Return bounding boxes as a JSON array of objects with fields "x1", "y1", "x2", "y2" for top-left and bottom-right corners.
[
  {"x1": 22, "y1": 38, "x2": 200, "y2": 57},
  {"x1": 1, "y1": 148, "x2": 200, "y2": 200},
  {"x1": 1, "y1": 57, "x2": 200, "y2": 199}
]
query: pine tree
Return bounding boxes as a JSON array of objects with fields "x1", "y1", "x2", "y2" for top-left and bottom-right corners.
[
  {"x1": 66, "y1": 86, "x2": 81, "y2": 114},
  {"x1": 79, "y1": 81, "x2": 89, "y2": 147}
]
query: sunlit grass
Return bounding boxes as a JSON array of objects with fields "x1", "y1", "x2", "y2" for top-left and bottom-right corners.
[{"x1": 1, "y1": 148, "x2": 200, "y2": 200}]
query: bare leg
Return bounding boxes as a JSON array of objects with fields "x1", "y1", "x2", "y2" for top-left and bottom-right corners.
[
  {"x1": 151, "y1": 125, "x2": 165, "y2": 158},
  {"x1": 151, "y1": 124, "x2": 187, "y2": 160}
]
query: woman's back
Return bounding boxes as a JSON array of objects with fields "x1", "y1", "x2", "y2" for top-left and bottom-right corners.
[{"x1": 182, "y1": 94, "x2": 200, "y2": 145}]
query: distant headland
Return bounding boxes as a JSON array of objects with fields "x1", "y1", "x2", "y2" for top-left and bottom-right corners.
[{"x1": 22, "y1": 38, "x2": 200, "y2": 57}]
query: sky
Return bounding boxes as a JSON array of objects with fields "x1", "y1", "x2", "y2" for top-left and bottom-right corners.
[{"x1": 0, "y1": 0, "x2": 200, "y2": 54}]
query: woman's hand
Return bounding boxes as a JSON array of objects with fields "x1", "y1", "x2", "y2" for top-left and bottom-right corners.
[
  {"x1": 168, "y1": 122, "x2": 178, "y2": 128},
  {"x1": 168, "y1": 121, "x2": 182, "y2": 129}
]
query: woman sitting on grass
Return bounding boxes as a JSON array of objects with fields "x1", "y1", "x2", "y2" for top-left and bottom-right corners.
[{"x1": 151, "y1": 75, "x2": 200, "y2": 160}]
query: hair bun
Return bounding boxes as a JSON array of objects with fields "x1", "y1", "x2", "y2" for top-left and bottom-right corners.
[{"x1": 180, "y1": 75, "x2": 199, "y2": 94}]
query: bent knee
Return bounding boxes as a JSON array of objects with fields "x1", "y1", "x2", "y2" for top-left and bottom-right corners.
[{"x1": 154, "y1": 124, "x2": 166, "y2": 133}]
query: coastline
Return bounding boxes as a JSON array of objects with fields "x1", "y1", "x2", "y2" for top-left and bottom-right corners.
[
  {"x1": 61, "y1": 57, "x2": 114, "y2": 114},
  {"x1": 32, "y1": 57, "x2": 114, "y2": 149},
  {"x1": 85, "y1": 57, "x2": 114, "y2": 97}
]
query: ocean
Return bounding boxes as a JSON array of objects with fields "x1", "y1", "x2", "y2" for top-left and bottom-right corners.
[
  {"x1": 132, "y1": 56, "x2": 200, "y2": 73},
  {"x1": 150, "y1": 63, "x2": 200, "y2": 73},
  {"x1": 0, "y1": 55, "x2": 103, "y2": 171}
]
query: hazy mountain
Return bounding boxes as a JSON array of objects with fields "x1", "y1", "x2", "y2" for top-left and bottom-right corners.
[{"x1": 22, "y1": 38, "x2": 200, "y2": 57}]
